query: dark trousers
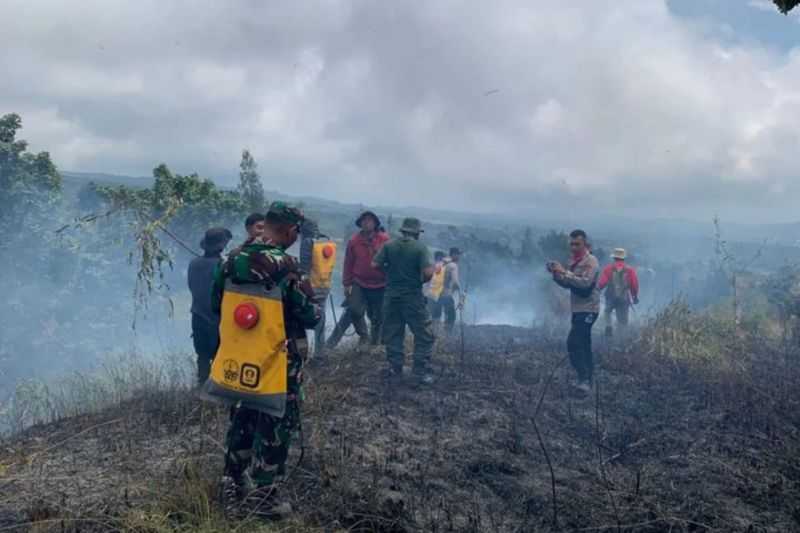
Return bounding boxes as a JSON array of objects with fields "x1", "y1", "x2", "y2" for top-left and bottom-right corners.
[
  {"x1": 327, "y1": 285, "x2": 385, "y2": 348},
  {"x1": 429, "y1": 297, "x2": 444, "y2": 322},
  {"x1": 440, "y1": 295, "x2": 457, "y2": 334},
  {"x1": 310, "y1": 292, "x2": 328, "y2": 356},
  {"x1": 567, "y1": 312, "x2": 597, "y2": 384},
  {"x1": 191, "y1": 313, "x2": 219, "y2": 384},
  {"x1": 604, "y1": 300, "x2": 630, "y2": 335}
]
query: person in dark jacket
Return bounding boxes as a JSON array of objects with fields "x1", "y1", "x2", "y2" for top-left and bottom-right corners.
[
  {"x1": 326, "y1": 211, "x2": 389, "y2": 349},
  {"x1": 187, "y1": 227, "x2": 232, "y2": 383}
]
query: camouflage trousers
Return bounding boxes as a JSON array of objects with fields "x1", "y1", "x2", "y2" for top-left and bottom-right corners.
[
  {"x1": 224, "y1": 352, "x2": 303, "y2": 488},
  {"x1": 382, "y1": 292, "x2": 435, "y2": 373}
]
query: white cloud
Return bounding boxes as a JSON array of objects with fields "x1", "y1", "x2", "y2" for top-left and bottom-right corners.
[
  {"x1": 1, "y1": 0, "x2": 800, "y2": 221},
  {"x1": 20, "y1": 107, "x2": 141, "y2": 170}
]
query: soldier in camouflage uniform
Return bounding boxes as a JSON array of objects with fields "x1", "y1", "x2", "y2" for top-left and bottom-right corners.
[
  {"x1": 211, "y1": 201, "x2": 320, "y2": 518},
  {"x1": 372, "y1": 217, "x2": 436, "y2": 384}
]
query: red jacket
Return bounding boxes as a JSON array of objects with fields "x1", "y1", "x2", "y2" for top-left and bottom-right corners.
[
  {"x1": 597, "y1": 261, "x2": 639, "y2": 300},
  {"x1": 342, "y1": 231, "x2": 389, "y2": 289}
]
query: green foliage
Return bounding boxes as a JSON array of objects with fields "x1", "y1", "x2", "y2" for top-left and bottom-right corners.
[
  {"x1": 98, "y1": 163, "x2": 245, "y2": 228},
  {"x1": 0, "y1": 113, "x2": 62, "y2": 235},
  {"x1": 93, "y1": 164, "x2": 247, "y2": 315},
  {"x1": 774, "y1": 0, "x2": 800, "y2": 15},
  {"x1": 237, "y1": 149, "x2": 265, "y2": 213}
]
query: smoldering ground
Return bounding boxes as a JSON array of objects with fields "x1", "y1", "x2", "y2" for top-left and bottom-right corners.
[{"x1": 3, "y1": 318, "x2": 800, "y2": 532}]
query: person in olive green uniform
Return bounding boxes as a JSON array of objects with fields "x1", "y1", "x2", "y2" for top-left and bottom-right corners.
[{"x1": 372, "y1": 217, "x2": 436, "y2": 384}]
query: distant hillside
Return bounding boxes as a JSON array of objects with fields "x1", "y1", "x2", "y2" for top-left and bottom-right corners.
[
  {"x1": 61, "y1": 171, "x2": 153, "y2": 191},
  {"x1": 60, "y1": 170, "x2": 800, "y2": 258}
]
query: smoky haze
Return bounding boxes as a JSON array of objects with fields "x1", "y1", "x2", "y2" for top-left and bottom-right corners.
[
  {"x1": 3, "y1": 0, "x2": 800, "y2": 431},
  {"x1": 3, "y1": 1, "x2": 800, "y2": 222}
]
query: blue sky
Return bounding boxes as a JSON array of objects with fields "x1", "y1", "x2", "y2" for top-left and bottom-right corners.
[{"x1": 669, "y1": 0, "x2": 800, "y2": 51}]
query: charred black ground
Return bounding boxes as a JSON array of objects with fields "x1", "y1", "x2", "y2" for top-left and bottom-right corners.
[{"x1": 1, "y1": 323, "x2": 799, "y2": 532}]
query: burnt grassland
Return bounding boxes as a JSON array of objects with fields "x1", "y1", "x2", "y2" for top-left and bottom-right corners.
[{"x1": 1, "y1": 314, "x2": 799, "y2": 532}]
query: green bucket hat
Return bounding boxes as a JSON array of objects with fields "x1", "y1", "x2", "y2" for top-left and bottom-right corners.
[
  {"x1": 265, "y1": 201, "x2": 305, "y2": 226},
  {"x1": 399, "y1": 217, "x2": 423, "y2": 235}
]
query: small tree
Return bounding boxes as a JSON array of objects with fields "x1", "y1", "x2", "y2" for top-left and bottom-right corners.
[
  {"x1": 774, "y1": 0, "x2": 800, "y2": 14},
  {"x1": 238, "y1": 149, "x2": 265, "y2": 213},
  {"x1": 94, "y1": 164, "x2": 246, "y2": 315},
  {"x1": 0, "y1": 113, "x2": 61, "y2": 231},
  {"x1": 0, "y1": 113, "x2": 62, "y2": 267},
  {"x1": 713, "y1": 216, "x2": 765, "y2": 327}
]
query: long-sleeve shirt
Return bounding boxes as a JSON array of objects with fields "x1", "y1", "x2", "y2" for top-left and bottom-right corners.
[
  {"x1": 188, "y1": 254, "x2": 223, "y2": 325},
  {"x1": 342, "y1": 231, "x2": 389, "y2": 289},
  {"x1": 553, "y1": 252, "x2": 600, "y2": 313},
  {"x1": 597, "y1": 261, "x2": 639, "y2": 301}
]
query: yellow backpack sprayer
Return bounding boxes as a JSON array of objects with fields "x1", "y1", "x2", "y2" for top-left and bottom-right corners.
[{"x1": 203, "y1": 280, "x2": 289, "y2": 417}]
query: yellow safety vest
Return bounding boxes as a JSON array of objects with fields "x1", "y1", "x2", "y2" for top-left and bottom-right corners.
[
  {"x1": 204, "y1": 280, "x2": 288, "y2": 417},
  {"x1": 310, "y1": 240, "x2": 337, "y2": 290},
  {"x1": 429, "y1": 262, "x2": 445, "y2": 300}
]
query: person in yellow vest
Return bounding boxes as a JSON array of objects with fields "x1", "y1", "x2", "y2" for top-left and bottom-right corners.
[
  {"x1": 424, "y1": 251, "x2": 447, "y2": 326},
  {"x1": 207, "y1": 202, "x2": 320, "y2": 519},
  {"x1": 299, "y1": 219, "x2": 337, "y2": 357}
]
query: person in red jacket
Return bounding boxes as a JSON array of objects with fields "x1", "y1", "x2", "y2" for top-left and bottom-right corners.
[
  {"x1": 597, "y1": 248, "x2": 639, "y2": 337},
  {"x1": 326, "y1": 211, "x2": 389, "y2": 349}
]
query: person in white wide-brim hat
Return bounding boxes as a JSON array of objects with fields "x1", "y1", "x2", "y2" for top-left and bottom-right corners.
[{"x1": 597, "y1": 247, "x2": 640, "y2": 338}]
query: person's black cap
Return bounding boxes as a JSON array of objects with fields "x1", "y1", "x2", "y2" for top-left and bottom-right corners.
[{"x1": 200, "y1": 227, "x2": 233, "y2": 252}]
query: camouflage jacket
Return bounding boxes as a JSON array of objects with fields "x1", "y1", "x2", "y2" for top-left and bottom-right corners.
[{"x1": 211, "y1": 240, "x2": 320, "y2": 340}]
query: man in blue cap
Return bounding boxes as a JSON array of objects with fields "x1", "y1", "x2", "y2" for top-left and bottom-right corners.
[{"x1": 187, "y1": 226, "x2": 232, "y2": 383}]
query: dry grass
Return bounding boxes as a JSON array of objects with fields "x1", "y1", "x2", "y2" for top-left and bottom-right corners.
[
  {"x1": 1, "y1": 318, "x2": 800, "y2": 532},
  {"x1": 0, "y1": 352, "x2": 192, "y2": 435},
  {"x1": 638, "y1": 299, "x2": 739, "y2": 371}
]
